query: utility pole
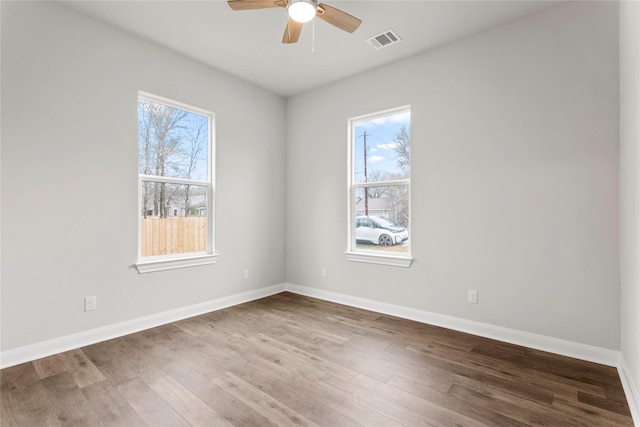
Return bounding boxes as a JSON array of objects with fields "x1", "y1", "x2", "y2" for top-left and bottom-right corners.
[{"x1": 363, "y1": 130, "x2": 369, "y2": 216}]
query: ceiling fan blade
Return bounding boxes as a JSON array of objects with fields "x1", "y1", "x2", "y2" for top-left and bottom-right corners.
[
  {"x1": 282, "y1": 17, "x2": 303, "y2": 44},
  {"x1": 228, "y1": 0, "x2": 284, "y2": 11},
  {"x1": 316, "y1": 3, "x2": 361, "y2": 33}
]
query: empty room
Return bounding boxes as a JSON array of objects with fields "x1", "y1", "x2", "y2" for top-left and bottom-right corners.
[{"x1": 1, "y1": 0, "x2": 639, "y2": 425}]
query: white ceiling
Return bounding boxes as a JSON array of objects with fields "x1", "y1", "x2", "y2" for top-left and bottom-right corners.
[{"x1": 60, "y1": 0, "x2": 562, "y2": 98}]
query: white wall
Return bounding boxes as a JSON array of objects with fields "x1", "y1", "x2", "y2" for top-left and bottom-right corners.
[
  {"x1": 286, "y1": 1, "x2": 620, "y2": 350},
  {"x1": 1, "y1": 1, "x2": 286, "y2": 352},
  {"x1": 619, "y1": 0, "x2": 640, "y2": 421},
  {"x1": 0, "y1": 0, "x2": 629, "y2": 378}
]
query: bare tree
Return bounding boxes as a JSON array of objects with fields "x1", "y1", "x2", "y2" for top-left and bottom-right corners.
[
  {"x1": 138, "y1": 99, "x2": 187, "y2": 218},
  {"x1": 392, "y1": 124, "x2": 410, "y2": 177},
  {"x1": 139, "y1": 102, "x2": 154, "y2": 218},
  {"x1": 182, "y1": 119, "x2": 205, "y2": 216},
  {"x1": 367, "y1": 170, "x2": 389, "y2": 198},
  {"x1": 384, "y1": 124, "x2": 411, "y2": 226}
]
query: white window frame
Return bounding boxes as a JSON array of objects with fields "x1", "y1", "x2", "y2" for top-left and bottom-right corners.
[
  {"x1": 135, "y1": 92, "x2": 218, "y2": 273},
  {"x1": 346, "y1": 106, "x2": 413, "y2": 268}
]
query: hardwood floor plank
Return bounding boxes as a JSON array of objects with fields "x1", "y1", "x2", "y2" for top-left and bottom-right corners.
[
  {"x1": 148, "y1": 375, "x2": 234, "y2": 426},
  {"x1": 475, "y1": 344, "x2": 621, "y2": 391},
  {"x1": 213, "y1": 372, "x2": 319, "y2": 427},
  {"x1": 446, "y1": 382, "x2": 561, "y2": 427},
  {"x1": 386, "y1": 343, "x2": 558, "y2": 405},
  {"x1": 1, "y1": 371, "x2": 20, "y2": 427},
  {"x1": 82, "y1": 380, "x2": 146, "y2": 426},
  {"x1": 39, "y1": 371, "x2": 103, "y2": 426},
  {"x1": 121, "y1": 331, "x2": 197, "y2": 380},
  {"x1": 348, "y1": 372, "x2": 514, "y2": 427},
  {"x1": 244, "y1": 335, "x2": 327, "y2": 381},
  {"x1": 386, "y1": 369, "x2": 476, "y2": 397},
  {"x1": 390, "y1": 340, "x2": 609, "y2": 402},
  {"x1": 231, "y1": 366, "x2": 363, "y2": 427},
  {"x1": 32, "y1": 355, "x2": 67, "y2": 380},
  {"x1": 483, "y1": 384, "x2": 624, "y2": 427},
  {"x1": 112, "y1": 336, "x2": 169, "y2": 384},
  {"x1": 577, "y1": 390, "x2": 633, "y2": 417},
  {"x1": 552, "y1": 393, "x2": 635, "y2": 426},
  {"x1": 262, "y1": 328, "x2": 400, "y2": 383},
  {"x1": 260, "y1": 312, "x2": 350, "y2": 345},
  {"x1": 116, "y1": 377, "x2": 189, "y2": 426},
  {"x1": 274, "y1": 371, "x2": 404, "y2": 427},
  {"x1": 7, "y1": 380, "x2": 62, "y2": 426},
  {"x1": 178, "y1": 328, "x2": 254, "y2": 373},
  {"x1": 1, "y1": 292, "x2": 634, "y2": 426},
  {"x1": 255, "y1": 333, "x2": 358, "y2": 381},
  {"x1": 2, "y1": 362, "x2": 40, "y2": 389},
  {"x1": 265, "y1": 379, "x2": 362, "y2": 427},
  {"x1": 606, "y1": 386, "x2": 630, "y2": 403},
  {"x1": 178, "y1": 372, "x2": 279, "y2": 427},
  {"x1": 82, "y1": 339, "x2": 139, "y2": 385},
  {"x1": 59, "y1": 349, "x2": 106, "y2": 389},
  {"x1": 372, "y1": 314, "x2": 484, "y2": 352},
  {"x1": 321, "y1": 374, "x2": 452, "y2": 427}
]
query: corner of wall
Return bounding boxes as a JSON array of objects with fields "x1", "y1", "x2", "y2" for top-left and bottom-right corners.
[{"x1": 619, "y1": 355, "x2": 640, "y2": 426}]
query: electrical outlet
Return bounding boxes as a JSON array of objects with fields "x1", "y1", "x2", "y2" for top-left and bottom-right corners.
[
  {"x1": 321, "y1": 267, "x2": 327, "y2": 278},
  {"x1": 467, "y1": 290, "x2": 478, "y2": 304},
  {"x1": 84, "y1": 296, "x2": 97, "y2": 312},
  {"x1": 243, "y1": 269, "x2": 249, "y2": 279}
]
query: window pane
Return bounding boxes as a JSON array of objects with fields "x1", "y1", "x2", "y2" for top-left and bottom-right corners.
[
  {"x1": 354, "y1": 185, "x2": 409, "y2": 254},
  {"x1": 138, "y1": 98, "x2": 209, "y2": 181},
  {"x1": 353, "y1": 111, "x2": 410, "y2": 184},
  {"x1": 140, "y1": 182, "x2": 208, "y2": 257}
]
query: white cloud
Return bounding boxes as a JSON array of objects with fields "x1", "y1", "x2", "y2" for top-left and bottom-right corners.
[
  {"x1": 357, "y1": 111, "x2": 410, "y2": 129},
  {"x1": 369, "y1": 155, "x2": 385, "y2": 163},
  {"x1": 367, "y1": 111, "x2": 410, "y2": 127},
  {"x1": 377, "y1": 143, "x2": 397, "y2": 150}
]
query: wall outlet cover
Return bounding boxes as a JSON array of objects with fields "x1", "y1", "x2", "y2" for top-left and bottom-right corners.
[
  {"x1": 467, "y1": 290, "x2": 478, "y2": 304},
  {"x1": 84, "y1": 296, "x2": 97, "y2": 312}
]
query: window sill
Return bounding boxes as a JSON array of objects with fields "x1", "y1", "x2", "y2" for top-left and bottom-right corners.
[
  {"x1": 135, "y1": 254, "x2": 219, "y2": 274},
  {"x1": 345, "y1": 251, "x2": 413, "y2": 268}
]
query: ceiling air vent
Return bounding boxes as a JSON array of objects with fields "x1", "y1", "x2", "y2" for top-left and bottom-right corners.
[{"x1": 366, "y1": 29, "x2": 402, "y2": 50}]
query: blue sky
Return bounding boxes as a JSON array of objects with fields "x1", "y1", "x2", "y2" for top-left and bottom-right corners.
[{"x1": 354, "y1": 110, "x2": 410, "y2": 183}]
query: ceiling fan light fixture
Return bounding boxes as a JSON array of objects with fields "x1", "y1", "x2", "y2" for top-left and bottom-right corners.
[{"x1": 288, "y1": 0, "x2": 317, "y2": 23}]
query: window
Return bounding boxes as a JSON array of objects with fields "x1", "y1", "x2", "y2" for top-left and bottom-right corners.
[
  {"x1": 135, "y1": 92, "x2": 217, "y2": 273},
  {"x1": 347, "y1": 106, "x2": 412, "y2": 267}
]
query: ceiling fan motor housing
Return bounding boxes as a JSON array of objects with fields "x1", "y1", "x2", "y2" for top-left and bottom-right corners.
[{"x1": 288, "y1": 0, "x2": 318, "y2": 23}]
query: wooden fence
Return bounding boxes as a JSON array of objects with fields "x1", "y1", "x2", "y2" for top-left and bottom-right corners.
[{"x1": 140, "y1": 216, "x2": 207, "y2": 257}]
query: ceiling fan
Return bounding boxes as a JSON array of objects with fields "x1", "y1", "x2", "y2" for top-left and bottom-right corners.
[{"x1": 228, "y1": 0, "x2": 362, "y2": 44}]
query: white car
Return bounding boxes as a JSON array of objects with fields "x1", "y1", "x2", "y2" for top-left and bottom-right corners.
[{"x1": 355, "y1": 216, "x2": 408, "y2": 247}]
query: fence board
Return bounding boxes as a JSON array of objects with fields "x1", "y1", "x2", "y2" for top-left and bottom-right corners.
[{"x1": 140, "y1": 216, "x2": 207, "y2": 257}]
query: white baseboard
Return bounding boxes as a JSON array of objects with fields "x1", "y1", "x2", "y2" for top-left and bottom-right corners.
[
  {"x1": 283, "y1": 283, "x2": 620, "y2": 367},
  {"x1": 0, "y1": 284, "x2": 286, "y2": 369},
  {"x1": 2, "y1": 281, "x2": 636, "y2": 423},
  {"x1": 619, "y1": 356, "x2": 640, "y2": 426},
  {"x1": 0, "y1": 282, "x2": 623, "y2": 372}
]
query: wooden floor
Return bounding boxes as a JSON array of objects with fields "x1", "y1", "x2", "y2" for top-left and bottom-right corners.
[{"x1": 1, "y1": 292, "x2": 634, "y2": 426}]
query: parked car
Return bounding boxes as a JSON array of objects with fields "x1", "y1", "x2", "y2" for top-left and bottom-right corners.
[{"x1": 355, "y1": 216, "x2": 408, "y2": 247}]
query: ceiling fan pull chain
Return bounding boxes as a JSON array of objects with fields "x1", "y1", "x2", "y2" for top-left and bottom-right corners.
[{"x1": 312, "y1": 18, "x2": 316, "y2": 55}]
